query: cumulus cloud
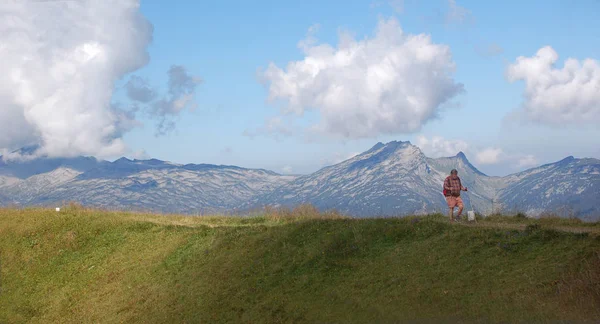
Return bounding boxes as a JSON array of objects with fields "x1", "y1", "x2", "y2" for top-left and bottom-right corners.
[
  {"x1": 282, "y1": 166, "x2": 293, "y2": 174},
  {"x1": 127, "y1": 65, "x2": 202, "y2": 135},
  {"x1": 259, "y1": 18, "x2": 464, "y2": 140},
  {"x1": 475, "y1": 148, "x2": 503, "y2": 165},
  {"x1": 0, "y1": 0, "x2": 153, "y2": 158},
  {"x1": 516, "y1": 154, "x2": 538, "y2": 169},
  {"x1": 416, "y1": 135, "x2": 468, "y2": 157},
  {"x1": 507, "y1": 46, "x2": 600, "y2": 125}
]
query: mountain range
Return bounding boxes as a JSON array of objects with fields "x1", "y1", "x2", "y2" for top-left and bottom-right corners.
[{"x1": 1, "y1": 141, "x2": 598, "y2": 220}]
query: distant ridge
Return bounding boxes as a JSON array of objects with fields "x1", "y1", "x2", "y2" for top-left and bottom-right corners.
[{"x1": 1, "y1": 141, "x2": 599, "y2": 219}]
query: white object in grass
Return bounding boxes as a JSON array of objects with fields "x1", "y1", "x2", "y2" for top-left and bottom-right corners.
[
  {"x1": 56, "y1": 207, "x2": 61, "y2": 212},
  {"x1": 467, "y1": 210, "x2": 475, "y2": 222}
]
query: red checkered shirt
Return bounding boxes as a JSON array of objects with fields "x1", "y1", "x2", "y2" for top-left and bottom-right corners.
[{"x1": 444, "y1": 176, "x2": 464, "y2": 197}]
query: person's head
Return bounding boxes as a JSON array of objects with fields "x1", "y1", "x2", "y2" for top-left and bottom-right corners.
[{"x1": 450, "y1": 169, "x2": 458, "y2": 179}]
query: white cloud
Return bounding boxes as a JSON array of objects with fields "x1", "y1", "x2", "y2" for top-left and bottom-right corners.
[
  {"x1": 130, "y1": 149, "x2": 149, "y2": 160},
  {"x1": 259, "y1": 18, "x2": 464, "y2": 140},
  {"x1": 125, "y1": 76, "x2": 157, "y2": 104},
  {"x1": 282, "y1": 166, "x2": 293, "y2": 174},
  {"x1": 128, "y1": 66, "x2": 202, "y2": 135},
  {"x1": 337, "y1": 152, "x2": 360, "y2": 164},
  {"x1": 416, "y1": 135, "x2": 468, "y2": 158},
  {"x1": 516, "y1": 154, "x2": 538, "y2": 168},
  {"x1": 0, "y1": 0, "x2": 153, "y2": 158},
  {"x1": 445, "y1": 0, "x2": 473, "y2": 25},
  {"x1": 322, "y1": 151, "x2": 361, "y2": 166},
  {"x1": 507, "y1": 46, "x2": 600, "y2": 125},
  {"x1": 476, "y1": 148, "x2": 503, "y2": 165},
  {"x1": 414, "y1": 136, "x2": 541, "y2": 170}
]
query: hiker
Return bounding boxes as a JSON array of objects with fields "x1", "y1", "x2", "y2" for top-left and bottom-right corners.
[{"x1": 443, "y1": 169, "x2": 468, "y2": 222}]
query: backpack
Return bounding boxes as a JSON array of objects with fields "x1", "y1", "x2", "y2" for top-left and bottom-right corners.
[
  {"x1": 443, "y1": 176, "x2": 458, "y2": 196},
  {"x1": 443, "y1": 177, "x2": 449, "y2": 196},
  {"x1": 443, "y1": 177, "x2": 462, "y2": 197}
]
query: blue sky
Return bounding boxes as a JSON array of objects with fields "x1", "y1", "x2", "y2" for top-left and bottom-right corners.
[{"x1": 2, "y1": 0, "x2": 599, "y2": 176}]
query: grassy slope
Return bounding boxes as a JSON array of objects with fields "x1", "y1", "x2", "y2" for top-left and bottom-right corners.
[{"x1": 1, "y1": 207, "x2": 599, "y2": 323}]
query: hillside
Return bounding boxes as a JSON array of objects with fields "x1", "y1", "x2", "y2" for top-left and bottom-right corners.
[{"x1": 1, "y1": 207, "x2": 599, "y2": 323}]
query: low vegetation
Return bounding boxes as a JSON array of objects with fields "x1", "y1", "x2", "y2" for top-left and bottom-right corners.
[
  {"x1": 1, "y1": 205, "x2": 599, "y2": 323},
  {"x1": 482, "y1": 212, "x2": 600, "y2": 227}
]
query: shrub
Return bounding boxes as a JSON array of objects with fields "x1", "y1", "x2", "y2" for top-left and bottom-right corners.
[
  {"x1": 292, "y1": 204, "x2": 320, "y2": 218},
  {"x1": 515, "y1": 212, "x2": 528, "y2": 220},
  {"x1": 525, "y1": 224, "x2": 541, "y2": 234}
]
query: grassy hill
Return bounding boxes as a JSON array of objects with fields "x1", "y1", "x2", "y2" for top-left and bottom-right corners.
[{"x1": 1, "y1": 206, "x2": 599, "y2": 323}]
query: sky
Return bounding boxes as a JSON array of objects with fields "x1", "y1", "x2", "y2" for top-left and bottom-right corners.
[{"x1": 1, "y1": 0, "x2": 599, "y2": 176}]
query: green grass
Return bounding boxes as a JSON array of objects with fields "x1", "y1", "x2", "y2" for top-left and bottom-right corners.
[
  {"x1": 1, "y1": 206, "x2": 599, "y2": 323},
  {"x1": 481, "y1": 212, "x2": 600, "y2": 228}
]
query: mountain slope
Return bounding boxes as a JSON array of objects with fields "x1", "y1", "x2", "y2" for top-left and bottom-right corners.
[
  {"x1": 0, "y1": 157, "x2": 296, "y2": 213},
  {"x1": 0, "y1": 175, "x2": 20, "y2": 188},
  {"x1": 251, "y1": 141, "x2": 599, "y2": 219},
  {"x1": 1, "y1": 142, "x2": 598, "y2": 218},
  {"x1": 426, "y1": 153, "x2": 505, "y2": 215},
  {"x1": 498, "y1": 157, "x2": 600, "y2": 220},
  {"x1": 4, "y1": 167, "x2": 83, "y2": 204},
  {"x1": 250, "y1": 141, "x2": 487, "y2": 216}
]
